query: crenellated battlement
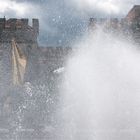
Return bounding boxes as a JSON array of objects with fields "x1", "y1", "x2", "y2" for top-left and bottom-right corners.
[
  {"x1": 0, "y1": 18, "x2": 39, "y2": 33},
  {"x1": 0, "y1": 18, "x2": 39, "y2": 44},
  {"x1": 89, "y1": 5, "x2": 140, "y2": 44},
  {"x1": 88, "y1": 18, "x2": 121, "y2": 30},
  {"x1": 89, "y1": 5, "x2": 140, "y2": 31}
]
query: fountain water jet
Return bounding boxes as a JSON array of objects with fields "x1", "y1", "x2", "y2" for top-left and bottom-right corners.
[{"x1": 59, "y1": 30, "x2": 140, "y2": 140}]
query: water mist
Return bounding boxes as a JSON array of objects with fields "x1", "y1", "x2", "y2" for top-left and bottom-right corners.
[{"x1": 59, "y1": 30, "x2": 140, "y2": 140}]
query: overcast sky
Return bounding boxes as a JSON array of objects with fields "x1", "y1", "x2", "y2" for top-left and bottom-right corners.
[{"x1": 0, "y1": 0, "x2": 139, "y2": 46}]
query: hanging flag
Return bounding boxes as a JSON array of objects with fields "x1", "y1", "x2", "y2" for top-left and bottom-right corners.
[{"x1": 11, "y1": 38, "x2": 27, "y2": 85}]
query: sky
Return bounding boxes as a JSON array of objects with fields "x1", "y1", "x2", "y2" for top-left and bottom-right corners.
[{"x1": 0, "y1": 0, "x2": 139, "y2": 46}]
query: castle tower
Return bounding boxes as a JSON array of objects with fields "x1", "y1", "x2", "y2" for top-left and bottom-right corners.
[
  {"x1": 0, "y1": 17, "x2": 5, "y2": 30},
  {"x1": 32, "y1": 19, "x2": 39, "y2": 36}
]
